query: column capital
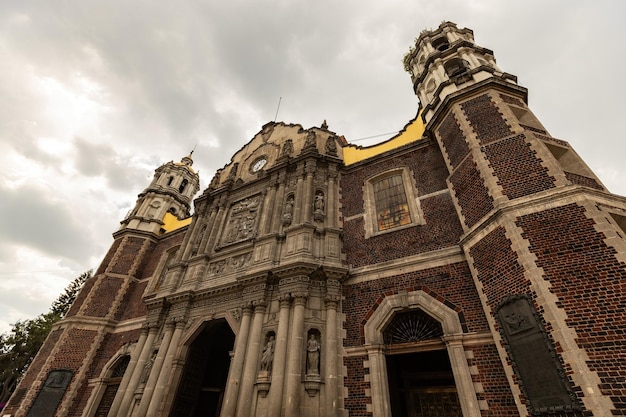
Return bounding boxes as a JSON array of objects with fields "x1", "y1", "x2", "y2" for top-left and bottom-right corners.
[
  {"x1": 292, "y1": 292, "x2": 308, "y2": 305},
  {"x1": 278, "y1": 293, "x2": 292, "y2": 308}
]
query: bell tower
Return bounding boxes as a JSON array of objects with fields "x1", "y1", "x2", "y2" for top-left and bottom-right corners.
[
  {"x1": 120, "y1": 153, "x2": 200, "y2": 234},
  {"x1": 403, "y1": 22, "x2": 620, "y2": 416}
]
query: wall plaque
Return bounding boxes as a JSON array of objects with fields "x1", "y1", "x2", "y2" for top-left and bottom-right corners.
[
  {"x1": 26, "y1": 369, "x2": 73, "y2": 417},
  {"x1": 496, "y1": 295, "x2": 581, "y2": 415}
]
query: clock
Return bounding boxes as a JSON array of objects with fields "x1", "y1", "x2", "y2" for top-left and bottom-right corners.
[{"x1": 252, "y1": 157, "x2": 267, "y2": 172}]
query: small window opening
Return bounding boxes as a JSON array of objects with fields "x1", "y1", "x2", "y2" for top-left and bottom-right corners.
[
  {"x1": 431, "y1": 37, "x2": 449, "y2": 52},
  {"x1": 179, "y1": 179, "x2": 188, "y2": 193},
  {"x1": 167, "y1": 176, "x2": 174, "y2": 186},
  {"x1": 444, "y1": 58, "x2": 469, "y2": 78}
]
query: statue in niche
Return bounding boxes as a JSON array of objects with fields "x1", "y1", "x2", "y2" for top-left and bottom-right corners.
[
  {"x1": 325, "y1": 135, "x2": 338, "y2": 156},
  {"x1": 306, "y1": 333, "x2": 320, "y2": 375},
  {"x1": 282, "y1": 195, "x2": 294, "y2": 226},
  {"x1": 281, "y1": 139, "x2": 294, "y2": 157},
  {"x1": 314, "y1": 191, "x2": 325, "y2": 213},
  {"x1": 141, "y1": 351, "x2": 157, "y2": 383},
  {"x1": 260, "y1": 335, "x2": 275, "y2": 372},
  {"x1": 304, "y1": 130, "x2": 316, "y2": 149}
]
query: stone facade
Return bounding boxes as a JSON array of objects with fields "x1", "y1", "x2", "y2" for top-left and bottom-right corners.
[{"x1": 5, "y1": 21, "x2": 626, "y2": 417}]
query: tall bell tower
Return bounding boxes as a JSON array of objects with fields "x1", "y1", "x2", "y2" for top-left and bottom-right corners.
[
  {"x1": 403, "y1": 22, "x2": 621, "y2": 416},
  {"x1": 121, "y1": 154, "x2": 200, "y2": 234}
]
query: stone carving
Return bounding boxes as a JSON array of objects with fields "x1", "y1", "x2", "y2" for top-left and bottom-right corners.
[
  {"x1": 208, "y1": 260, "x2": 226, "y2": 275},
  {"x1": 282, "y1": 194, "x2": 294, "y2": 226},
  {"x1": 313, "y1": 191, "x2": 325, "y2": 222},
  {"x1": 222, "y1": 196, "x2": 261, "y2": 245},
  {"x1": 304, "y1": 130, "x2": 317, "y2": 149},
  {"x1": 306, "y1": 333, "x2": 320, "y2": 375},
  {"x1": 231, "y1": 252, "x2": 252, "y2": 269},
  {"x1": 325, "y1": 135, "x2": 338, "y2": 156},
  {"x1": 141, "y1": 351, "x2": 157, "y2": 383},
  {"x1": 230, "y1": 309, "x2": 241, "y2": 322},
  {"x1": 321, "y1": 119, "x2": 328, "y2": 130},
  {"x1": 227, "y1": 163, "x2": 239, "y2": 181},
  {"x1": 281, "y1": 139, "x2": 294, "y2": 157},
  {"x1": 259, "y1": 334, "x2": 275, "y2": 372}
]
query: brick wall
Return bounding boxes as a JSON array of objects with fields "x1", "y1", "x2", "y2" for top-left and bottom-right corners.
[
  {"x1": 65, "y1": 277, "x2": 96, "y2": 317},
  {"x1": 483, "y1": 134, "x2": 556, "y2": 199},
  {"x1": 111, "y1": 237, "x2": 146, "y2": 275},
  {"x1": 343, "y1": 355, "x2": 371, "y2": 417},
  {"x1": 342, "y1": 262, "x2": 486, "y2": 347},
  {"x1": 115, "y1": 280, "x2": 149, "y2": 321},
  {"x1": 341, "y1": 142, "x2": 462, "y2": 268},
  {"x1": 517, "y1": 204, "x2": 626, "y2": 414},
  {"x1": 461, "y1": 93, "x2": 512, "y2": 145},
  {"x1": 68, "y1": 330, "x2": 141, "y2": 416},
  {"x1": 449, "y1": 157, "x2": 494, "y2": 228},
  {"x1": 141, "y1": 232, "x2": 185, "y2": 279},
  {"x1": 468, "y1": 344, "x2": 519, "y2": 416},
  {"x1": 83, "y1": 276, "x2": 124, "y2": 318},
  {"x1": 96, "y1": 238, "x2": 121, "y2": 275},
  {"x1": 438, "y1": 111, "x2": 470, "y2": 169}
]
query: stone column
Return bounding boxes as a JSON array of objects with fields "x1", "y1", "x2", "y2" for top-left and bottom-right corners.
[
  {"x1": 367, "y1": 344, "x2": 391, "y2": 417},
  {"x1": 236, "y1": 301, "x2": 266, "y2": 417},
  {"x1": 283, "y1": 293, "x2": 307, "y2": 417},
  {"x1": 258, "y1": 187, "x2": 274, "y2": 236},
  {"x1": 135, "y1": 322, "x2": 175, "y2": 417},
  {"x1": 267, "y1": 295, "x2": 292, "y2": 417},
  {"x1": 303, "y1": 161, "x2": 316, "y2": 223},
  {"x1": 270, "y1": 172, "x2": 286, "y2": 232},
  {"x1": 221, "y1": 305, "x2": 253, "y2": 417},
  {"x1": 146, "y1": 320, "x2": 185, "y2": 416},
  {"x1": 443, "y1": 336, "x2": 481, "y2": 417},
  {"x1": 293, "y1": 165, "x2": 305, "y2": 224},
  {"x1": 326, "y1": 168, "x2": 337, "y2": 228},
  {"x1": 324, "y1": 295, "x2": 340, "y2": 417},
  {"x1": 109, "y1": 325, "x2": 155, "y2": 417}
]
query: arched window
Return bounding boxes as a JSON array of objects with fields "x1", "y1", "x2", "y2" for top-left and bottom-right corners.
[
  {"x1": 444, "y1": 58, "x2": 470, "y2": 78},
  {"x1": 93, "y1": 355, "x2": 130, "y2": 417},
  {"x1": 431, "y1": 37, "x2": 449, "y2": 52},
  {"x1": 167, "y1": 176, "x2": 174, "y2": 186},
  {"x1": 179, "y1": 179, "x2": 188, "y2": 193}
]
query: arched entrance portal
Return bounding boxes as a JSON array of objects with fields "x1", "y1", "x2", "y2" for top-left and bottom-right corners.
[
  {"x1": 384, "y1": 309, "x2": 462, "y2": 417},
  {"x1": 364, "y1": 290, "x2": 481, "y2": 417},
  {"x1": 170, "y1": 319, "x2": 235, "y2": 417}
]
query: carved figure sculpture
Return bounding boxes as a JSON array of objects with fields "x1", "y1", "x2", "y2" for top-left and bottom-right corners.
[
  {"x1": 283, "y1": 195, "x2": 294, "y2": 225},
  {"x1": 306, "y1": 334, "x2": 320, "y2": 375},
  {"x1": 260, "y1": 335, "x2": 275, "y2": 372},
  {"x1": 281, "y1": 139, "x2": 294, "y2": 157},
  {"x1": 314, "y1": 191, "x2": 325, "y2": 213}
]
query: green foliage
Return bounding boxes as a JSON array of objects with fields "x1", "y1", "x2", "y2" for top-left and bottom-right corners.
[{"x1": 0, "y1": 270, "x2": 91, "y2": 405}]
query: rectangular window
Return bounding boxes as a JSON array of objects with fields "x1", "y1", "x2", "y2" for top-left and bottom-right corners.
[{"x1": 373, "y1": 175, "x2": 412, "y2": 231}]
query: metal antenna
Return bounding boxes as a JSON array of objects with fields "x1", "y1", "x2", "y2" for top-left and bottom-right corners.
[{"x1": 273, "y1": 97, "x2": 282, "y2": 122}]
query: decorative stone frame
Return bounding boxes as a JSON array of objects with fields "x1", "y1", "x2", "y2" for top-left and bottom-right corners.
[
  {"x1": 363, "y1": 167, "x2": 424, "y2": 239},
  {"x1": 82, "y1": 346, "x2": 132, "y2": 417},
  {"x1": 363, "y1": 290, "x2": 481, "y2": 417}
]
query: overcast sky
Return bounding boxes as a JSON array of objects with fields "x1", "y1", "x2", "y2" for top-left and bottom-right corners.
[{"x1": 0, "y1": 1, "x2": 624, "y2": 333}]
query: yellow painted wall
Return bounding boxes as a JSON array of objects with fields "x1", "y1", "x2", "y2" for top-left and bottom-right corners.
[
  {"x1": 161, "y1": 212, "x2": 192, "y2": 234},
  {"x1": 343, "y1": 114, "x2": 425, "y2": 166}
]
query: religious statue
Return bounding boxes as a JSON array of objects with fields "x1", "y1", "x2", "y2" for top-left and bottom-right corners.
[
  {"x1": 260, "y1": 335, "x2": 275, "y2": 372},
  {"x1": 304, "y1": 130, "x2": 316, "y2": 149},
  {"x1": 314, "y1": 191, "x2": 325, "y2": 213},
  {"x1": 325, "y1": 135, "x2": 338, "y2": 156},
  {"x1": 281, "y1": 139, "x2": 294, "y2": 157},
  {"x1": 282, "y1": 195, "x2": 294, "y2": 225},
  {"x1": 306, "y1": 333, "x2": 320, "y2": 375}
]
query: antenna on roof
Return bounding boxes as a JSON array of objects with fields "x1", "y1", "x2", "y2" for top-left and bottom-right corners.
[
  {"x1": 273, "y1": 97, "x2": 282, "y2": 122},
  {"x1": 190, "y1": 144, "x2": 197, "y2": 156}
]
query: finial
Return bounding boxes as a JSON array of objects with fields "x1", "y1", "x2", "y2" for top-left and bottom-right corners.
[{"x1": 321, "y1": 120, "x2": 328, "y2": 130}]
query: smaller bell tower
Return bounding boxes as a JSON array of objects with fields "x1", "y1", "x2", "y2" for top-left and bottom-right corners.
[{"x1": 120, "y1": 153, "x2": 200, "y2": 234}]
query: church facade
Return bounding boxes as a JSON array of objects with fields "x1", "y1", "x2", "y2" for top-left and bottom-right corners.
[{"x1": 5, "y1": 22, "x2": 626, "y2": 417}]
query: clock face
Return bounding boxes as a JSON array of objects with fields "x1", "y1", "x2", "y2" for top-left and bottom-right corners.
[{"x1": 252, "y1": 158, "x2": 267, "y2": 172}]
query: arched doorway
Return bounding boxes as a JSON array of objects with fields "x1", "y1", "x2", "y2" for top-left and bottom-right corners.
[
  {"x1": 363, "y1": 290, "x2": 481, "y2": 417},
  {"x1": 383, "y1": 309, "x2": 462, "y2": 417},
  {"x1": 170, "y1": 319, "x2": 235, "y2": 417}
]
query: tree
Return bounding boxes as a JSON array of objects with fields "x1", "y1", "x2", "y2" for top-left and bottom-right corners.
[{"x1": 0, "y1": 270, "x2": 92, "y2": 406}]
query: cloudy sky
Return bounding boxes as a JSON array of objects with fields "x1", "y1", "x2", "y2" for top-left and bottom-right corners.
[{"x1": 0, "y1": 1, "x2": 624, "y2": 333}]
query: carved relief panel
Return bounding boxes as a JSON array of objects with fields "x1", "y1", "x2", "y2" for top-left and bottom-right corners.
[{"x1": 220, "y1": 195, "x2": 262, "y2": 246}]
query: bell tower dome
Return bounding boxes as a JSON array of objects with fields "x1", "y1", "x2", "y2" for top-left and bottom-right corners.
[
  {"x1": 404, "y1": 21, "x2": 518, "y2": 124},
  {"x1": 120, "y1": 153, "x2": 200, "y2": 234}
]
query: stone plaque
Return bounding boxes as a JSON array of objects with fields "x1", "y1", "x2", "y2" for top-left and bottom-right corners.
[
  {"x1": 496, "y1": 295, "x2": 580, "y2": 414},
  {"x1": 26, "y1": 369, "x2": 73, "y2": 417}
]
